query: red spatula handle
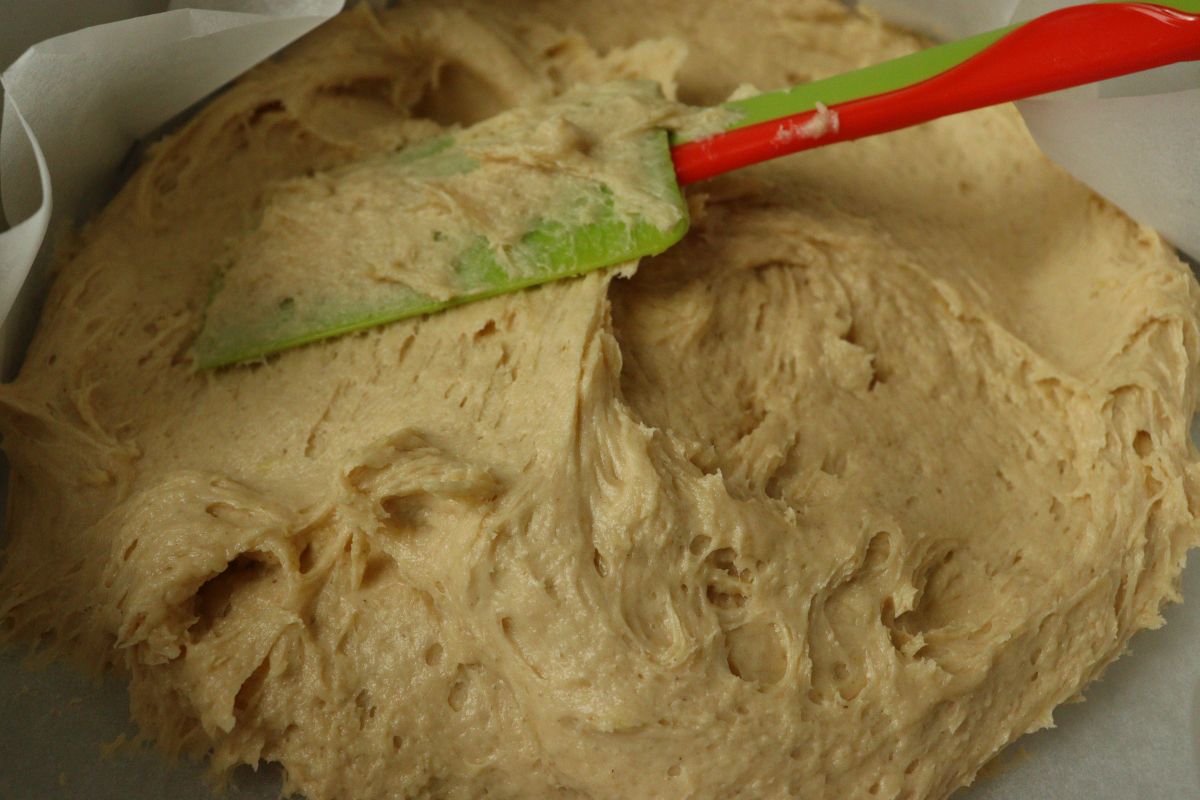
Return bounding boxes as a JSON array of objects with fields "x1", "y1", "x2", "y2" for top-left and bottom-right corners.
[{"x1": 671, "y1": 3, "x2": 1200, "y2": 185}]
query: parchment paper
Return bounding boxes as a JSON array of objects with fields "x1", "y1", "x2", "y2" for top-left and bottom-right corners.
[{"x1": 0, "y1": 2, "x2": 1196, "y2": 798}]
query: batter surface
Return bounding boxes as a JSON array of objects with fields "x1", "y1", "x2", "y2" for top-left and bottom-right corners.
[{"x1": 2, "y1": 2, "x2": 1199, "y2": 799}]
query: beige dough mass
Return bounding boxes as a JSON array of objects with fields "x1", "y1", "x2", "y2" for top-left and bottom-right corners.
[{"x1": 2, "y1": 2, "x2": 1199, "y2": 799}]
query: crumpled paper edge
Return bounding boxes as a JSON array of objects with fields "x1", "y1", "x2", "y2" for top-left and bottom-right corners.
[{"x1": 0, "y1": 0, "x2": 344, "y2": 376}]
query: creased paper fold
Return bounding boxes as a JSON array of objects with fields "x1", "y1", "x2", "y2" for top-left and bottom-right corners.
[{"x1": 0, "y1": 0, "x2": 344, "y2": 372}]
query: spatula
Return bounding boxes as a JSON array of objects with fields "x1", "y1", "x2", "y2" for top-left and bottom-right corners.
[{"x1": 194, "y1": 1, "x2": 1200, "y2": 368}]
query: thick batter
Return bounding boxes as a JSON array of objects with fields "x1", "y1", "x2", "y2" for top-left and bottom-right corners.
[{"x1": 2, "y1": 2, "x2": 1199, "y2": 799}]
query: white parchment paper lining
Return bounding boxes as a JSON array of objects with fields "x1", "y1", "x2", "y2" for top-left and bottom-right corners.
[{"x1": 0, "y1": 2, "x2": 1196, "y2": 799}]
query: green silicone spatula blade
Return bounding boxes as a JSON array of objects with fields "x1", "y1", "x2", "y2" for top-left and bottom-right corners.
[
  {"x1": 195, "y1": 1, "x2": 1200, "y2": 369},
  {"x1": 192, "y1": 124, "x2": 688, "y2": 369}
]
